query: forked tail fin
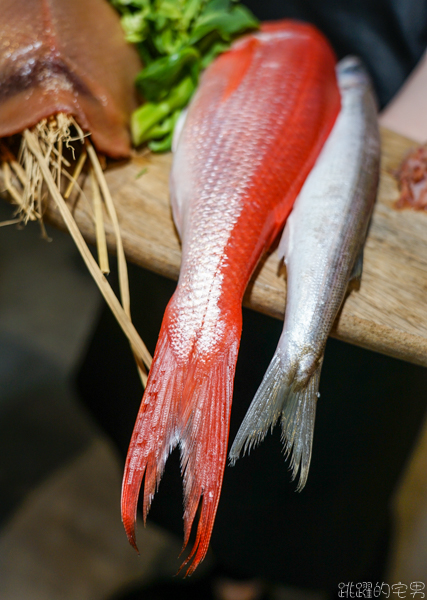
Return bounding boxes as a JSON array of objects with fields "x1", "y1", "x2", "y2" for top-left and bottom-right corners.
[
  {"x1": 229, "y1": 352, "x2": 323, "y2": 490},
  {"x1": 121, "y1": 313, "x2": 240, "y2": 575}
]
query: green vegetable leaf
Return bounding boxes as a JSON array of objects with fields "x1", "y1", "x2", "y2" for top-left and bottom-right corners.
[
  {"x1": 135, "y1": 47, "x2": 200, "y2": 101},
  {"x1": 181, "y1": 0, "x2": 204, "y2": 28},
  {"x1": 131, "y1": 76, "x2": 195, "y2": 146},
  {"x1": 145, "y1": 109, "x2": 182, "y2": 139},
  {"x1": 110, "y1": 0, "x2": 259, "y2": 151},
  {"x1": 146, "y1": 109, "x2": 182, "y2": 151},
  {"x1": 200, "y1": 40, "x2": 229, "y2": 68},
  {"x1": 201, "y1": 0, "x2": 230, "y2": 14},
  {"x1": 156, "y1": 0, "x2": 184, "y2": 20},
  {"x1": 111, "y1": 0, "x2": 149, "y2": 9},
  {"x1": 120, "y1": 11, "x2": 150, "y2": 43},
  {"x1": 189, "y1": 5, "x2": 259, "y2": 45},
  {"x1": 148, "y1": 131, "x2": 174, "y2": 152}
]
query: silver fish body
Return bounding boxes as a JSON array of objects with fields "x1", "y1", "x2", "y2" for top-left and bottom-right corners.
[{"x1": 229, "y1": 56, "x2": 381, "y2": 488}]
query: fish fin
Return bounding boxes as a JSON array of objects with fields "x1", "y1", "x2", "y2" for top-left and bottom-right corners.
[
  {"x1": 280, "y1": 359, "x2": 322, "y2": 491},
  {"x1": 347, "y1": 247, "x2": 364, "y2": 292},
  {"x1": 170, "y1": 107, "x2": 190, "y2": 237},
  {"x1": 121, "y1": 322, "x2": 183, "y2": 551},
  {"x1": 121, "y1": 312, "x2": 240, "y2": 576},
  {"x1": 277, "y1": 214, "x2": 293, "y2": 262},
  {"x1": 229, "y1": 353, "x2": 322, "y2": 491},
  {"x1": 229, "y1": 353, "x2": 286, "y2": 461},
  {"x1": 178, "y1": 336, "x2": 239, "y2": 575},
  {"x1": 172, "y1": 107, "x2": 188, "y2": 153}
]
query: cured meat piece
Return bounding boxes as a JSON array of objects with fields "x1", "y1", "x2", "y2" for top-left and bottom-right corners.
[
  {"x1": 0, "y1": 0, "x2": 141, "y2": 157},
  {"x1": 396, "y1": 145, "x2": 427, "y2": 210}
]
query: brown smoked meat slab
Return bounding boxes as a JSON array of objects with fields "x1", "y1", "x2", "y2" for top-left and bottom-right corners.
[{"x1": 0, "y1": 0, "x2": 141, "y2": 157}]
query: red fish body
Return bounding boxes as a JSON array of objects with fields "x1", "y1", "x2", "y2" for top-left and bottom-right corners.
[{"x1": 122, "y1": 20, "x2": 340, "y2": 574}]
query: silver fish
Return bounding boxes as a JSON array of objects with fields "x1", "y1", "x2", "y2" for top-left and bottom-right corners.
[{"x1": 229, "y1": 56, "x2": 381, "y2": 489}]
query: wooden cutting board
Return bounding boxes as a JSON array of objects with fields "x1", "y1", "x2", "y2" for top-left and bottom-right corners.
[{"x1": 37, "y1": 128, "x2": 427, "y2": 367}]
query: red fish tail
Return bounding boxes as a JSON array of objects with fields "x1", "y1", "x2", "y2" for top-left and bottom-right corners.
[
  {"x1": 178, "y1": 336, "x2": 240, "y2": 575},
  {"x1": 121, "y1": 323, "x2": 183, "y2": 550},
  {"x1": 121, "y1": 306, "x2": 241, "y2": 574}
]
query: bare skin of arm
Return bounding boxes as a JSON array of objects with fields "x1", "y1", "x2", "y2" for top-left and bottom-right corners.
[{"x1": 379, "y1": 50, "x2": 427, "y2": 141}]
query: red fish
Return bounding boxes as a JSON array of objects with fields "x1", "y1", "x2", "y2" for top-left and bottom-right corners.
[
  {"x1": 121, "y1": 20, "x2": 340, "y2": 574},
  {"x1": 0, "y1": 0, "x2": 141, "y2": 157}
]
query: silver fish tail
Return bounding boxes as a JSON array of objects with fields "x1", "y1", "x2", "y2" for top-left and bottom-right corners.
[{"x1": 229, "y1": 56, "x2": 381, "y2": 489}]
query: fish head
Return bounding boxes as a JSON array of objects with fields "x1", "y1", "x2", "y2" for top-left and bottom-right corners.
[{"x1": 336, "y1": 56, "x2": 371, "y2": 91}]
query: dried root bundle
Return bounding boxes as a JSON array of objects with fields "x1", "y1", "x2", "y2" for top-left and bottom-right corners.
[
  {"x1": 0, "y1": 113, "x2": 151, "y2": 386},
  {"x1": 2, "y1": 114, "x2": 82, "y2": 226}
]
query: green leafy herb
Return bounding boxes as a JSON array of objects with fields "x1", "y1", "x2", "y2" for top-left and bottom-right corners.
[{"x1": 111, "y1": 0, "x2": 259, "y2": 151}]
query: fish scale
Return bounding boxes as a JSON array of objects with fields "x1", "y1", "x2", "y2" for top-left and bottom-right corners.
[
  {"x1": 230, "y1": 56, "x2": 381, "y2": 491},
  {"x1": 121, "y1": 20, "x2": 340, "y2": 575}
]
